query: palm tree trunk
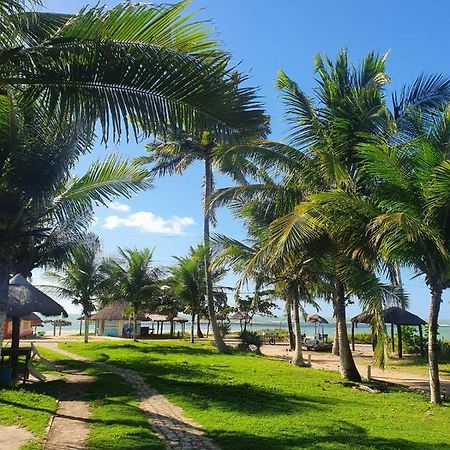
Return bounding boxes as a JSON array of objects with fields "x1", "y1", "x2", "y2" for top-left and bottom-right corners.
[
  {"x1": 204, "y1": 152, "x2": 228, "y2": 353},
  {"x1": 428, "y1": 284, "x2": 442, "y2": 404},
  {"x1": 0, "y1": 266, "x2": 10, "y2": 357},
  {"x1": 84, "y1": 316, "x2": 89, "y2": 344},
  {"x1": 286, "y1": 304, "x2": 295, "y2": 350},
  {"x1": 332, "y1": 318, "x2": 339, "y2": 356},
  {"x1": 335, "y1": 282, "x2": 361, "y2": 381},
  {"x1": 190, "y1": 311, "x2": 195, "y2": 344},
  {"x1": 196, "y1": 314, "x2": 204, "y2": 338},
  {"x1": 291, "y1": 286, "x2": 307, "y2": 366},
  {"x1": 132, "y1": 307, "x2": 138, "y2": 342}
]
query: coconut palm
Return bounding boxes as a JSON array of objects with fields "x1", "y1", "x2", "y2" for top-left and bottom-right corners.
[
  {"x1": 0, "y1": 1, "x2": 265, "y2": 142},
  {"x1": 0, "y1": 105, "x2": 151, "y2": 351},
  {"x1": 169, "y1": 245, "x2": 227, "y2": 343},
  {"x1": 142, "y1": 117, "x2": 269, "y2": 352},
  {"x1": 46, "y1": 236, "x2": 103, "y2": 343},
  {"x1": 101, "y1": 248, "x2": 162, "y2": 342},
  {"x1": 0, "y1": 0, "x2": 268, "y2": 345}
]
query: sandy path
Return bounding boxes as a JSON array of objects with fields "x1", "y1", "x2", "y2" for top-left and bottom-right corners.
[
  {"x1": 261, "y1": 343, "x2": 450, "y2": 395},
  {"x1": 44, "y1": 369, "x2": 93, "y2": 450}
]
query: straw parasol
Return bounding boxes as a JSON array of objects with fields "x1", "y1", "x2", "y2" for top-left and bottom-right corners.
[
  {"x1": 306, "y1": 314, "x2": 329, "y2": 338},
  {"x1": 351, "y1": 307, "x2": 426, "y2": 358},
  {"x1": 8, "y1": 274, "x2": 67, "y2": 318}
]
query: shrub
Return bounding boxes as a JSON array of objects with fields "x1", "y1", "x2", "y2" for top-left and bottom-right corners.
[
  {"x1": 352, "y1": 333, "x2": 373, "y2": 344},
  {"x1": 218, "y1": 322, "x2": 231, "y2": 338},
  {"x1": 238, "y1": 330, "x2": 263, "y2": 352}
]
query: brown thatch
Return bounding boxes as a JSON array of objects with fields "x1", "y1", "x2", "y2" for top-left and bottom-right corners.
[
  {"x1": 307, "y1": 314, "x2": 329, "y2": 324},
  {"x1": 230, "y1": 311, "x2": 250, "y2": 321},
  {"x1": 145, "y1": 314, "x2": 188, "y2": 323},
  {"x1": 351, "y1": 307, "x2": 426, "y2": 326},
  {"x1": 7, "y1": 274, "x2": 67, "y2": 318},
  {"x1": 90, "y1": 301, "x2": 130, "y2": 320},
  {"x1": 6, "y1": 312, "x2": 43, "y2": 324}
]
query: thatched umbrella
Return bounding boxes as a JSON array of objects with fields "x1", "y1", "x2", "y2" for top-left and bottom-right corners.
[
  {"x1": 307, "y1": 314, "x2": 329, "y2": 340},
  {"x1": 351, "y1": 307, "x2": 426, "y2": 358},
  {"x1": 6, "y1": 274, "x2": 67, "y2": 378}
]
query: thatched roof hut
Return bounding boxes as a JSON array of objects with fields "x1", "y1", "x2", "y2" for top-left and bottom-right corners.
[
  {"x1": 351, "y1": 307, "x2": 426, "y2": 326},
  {"x1": 350, "y1": 307, "x2": 426, "y2": 358},
  {"x1": 8, "y1": 274, "x2": 67, "y2": 318},
  {"x1": 90, "y1": 301, "x2": 147, "y2": 321}
]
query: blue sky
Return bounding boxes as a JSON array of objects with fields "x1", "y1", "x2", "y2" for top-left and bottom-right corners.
[{"x1": 37, "y1": 0, "x2": 450, "y2": 319}]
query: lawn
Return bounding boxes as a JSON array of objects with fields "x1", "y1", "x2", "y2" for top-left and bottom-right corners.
[
  {"x1": 0, "y1": 378, "x2": 61, "y2": 450},
  {"x1": 37, "y1": 347, "x2": 164, "y2": 450},
  {"x1": 58, "y1": 339, "x2": 450, "y2": 450}
]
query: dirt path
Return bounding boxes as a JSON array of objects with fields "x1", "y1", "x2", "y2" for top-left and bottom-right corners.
[
  {"x1": 41, "y1": 342, "x2": 219, "y2": 450},
  {"x1": 44, "y1": 367, "x2": 93, "y2": 450},
  {"x1": 261, "y1": 343, "x2": 450, "y2": 394}
]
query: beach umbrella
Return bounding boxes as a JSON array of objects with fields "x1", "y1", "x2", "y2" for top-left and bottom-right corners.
[
  {"x1": 6, "y1": 274, "x2": 67, "y2": 379},
  {"x1": 306, "y1": 314, "x2": 329, "y2": 337},
  {"x1": 8, "y1": 274, "x2": 67, "y2": 318}
]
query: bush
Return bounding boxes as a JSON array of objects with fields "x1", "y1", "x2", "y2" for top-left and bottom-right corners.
[
  {"x1": 218, "y1": 322, "x2": 231, "y2": 338},
  {"x1": 402, "y1": 326, "x2": 450, "y2": 362},
  {"x1": 352, "y1": 333, "x2": 373, "y2": 344},
  {"x1": 238, "y1": 330, "x2": 263, "y2": 351}
]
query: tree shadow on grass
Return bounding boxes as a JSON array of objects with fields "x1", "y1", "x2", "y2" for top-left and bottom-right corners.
[{"x1": 211, "y1": 420, "x2": 450, "y2": 450}]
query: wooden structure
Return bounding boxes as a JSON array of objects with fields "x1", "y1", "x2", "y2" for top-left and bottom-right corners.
[
  {"x1": 4, "y1": 312, "x2": 42, "y2": 338},
  {"x1": 351, "y1": 307, "x2": 426, "y2": 358},
  {"x1": 306, "y1": 314, "x2": 329, "y2": 342},
  {"x1": 4, "y1": 274, "x2": 67, "y2": 383},
  {"x1": 44, "y1": 319, "x2": 72, "y2": 336},
  {"x1": 143, "y1": 314, "x2": 188, "y2": 337}
]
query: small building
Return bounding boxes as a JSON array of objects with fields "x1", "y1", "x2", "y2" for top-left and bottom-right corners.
[
  {"x1": 4, "y1": 313, "x2": 43, "y2": 339},
  {"x1": 91, "y1": 302, "x2": 142, "y2": 338}
]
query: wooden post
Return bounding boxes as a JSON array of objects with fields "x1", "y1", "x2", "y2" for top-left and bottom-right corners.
[
  {"x1": 351, "y1": 322, "x2": 355, "y2": 351},
  {"x1": 397, "y1": 324, "x2": 403, "y2": 359},
  {"x1": 79, "y1": 319, "x2": 82, "y2": 336},
  {"x1": 53, "y1": 323, "x2": 56, "y2": 336},
  {"x1": 11, "y1": 317, "x2": 20, "y2": 379},
  {"x1": 418, "y1": 324, "x2": 424, "y2": 357},
  {"x1": 391, "y1": 323, "x2": 395, "y2": 352}
]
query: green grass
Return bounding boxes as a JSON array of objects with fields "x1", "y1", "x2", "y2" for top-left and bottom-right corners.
[
  {"x1": 0, "y1": 377, "x2": 62, "y2": 449},
  {"x1": 38, "y1": 347, "x2": 164, "y2": 450},
  {"x1": 58, "y1": 339, "x2": 450, "y2": 450}
]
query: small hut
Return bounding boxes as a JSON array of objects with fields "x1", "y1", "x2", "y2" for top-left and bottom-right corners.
[
  {"x1": 4, "y1": 312, "x2": 43, "y2": 338},
  {"x1": 91, "y1": 301, "x2": 141, "y2": 337},
  {"x1": 351, "y1": 307, "x2": 426, "y2": 358}
]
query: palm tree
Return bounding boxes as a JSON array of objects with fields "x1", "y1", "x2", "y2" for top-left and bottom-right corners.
[
  {"x1": 0, "y1": 0, "x2": 268, "y2": 348},
  {"x1": 0, "y1": 1, "x2": 265, "y2": 142},
  {"x1": 212, "y1": 50, "x2": 450, "y2": 381},
  {"x1": 142, "y1": 118, "x2": 268, "y2": 352},
  {"x1": 46, "y1": 236, "x2": 103, "y2": 343},
  {"x1": 169, "y1": 245, "x2": 227, "y2": 343},
  {"x1": 101, "y1": 248, "x2": 161, "y2": 341},
  {"x1": 0, "y1": 108, "x2": 151, "y2": 351}
]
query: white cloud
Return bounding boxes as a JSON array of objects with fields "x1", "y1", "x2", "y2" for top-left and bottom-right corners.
[
  {"x1": 107, "y1": 202, "x2": 131, "y2": 212},
  {"x1": 103, "y1": 211, "x2": 195, "y2": 235}
]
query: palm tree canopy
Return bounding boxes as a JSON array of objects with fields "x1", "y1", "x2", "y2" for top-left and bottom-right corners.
[{"x1": 0, "y1": 1, "x2": 266, "y2": 142}]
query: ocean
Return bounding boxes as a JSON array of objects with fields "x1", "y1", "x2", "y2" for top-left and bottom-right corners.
[{"x1": 38, "y1": 313, "x2": 450, "y2": 341}]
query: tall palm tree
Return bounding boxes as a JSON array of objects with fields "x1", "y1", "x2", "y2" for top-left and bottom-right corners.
[
  {"x1": 142, "y1": 119, "x2": 268, "y2": 352},
  {"x1": 46, "y1": 236, "x2": 103, "y2": 343},
  {"x1": 169, "y1": 245, "x2": 227, "y2": 343},
  {"x1": 101, "y1": 248, "x2": 161, "y2": 341}
]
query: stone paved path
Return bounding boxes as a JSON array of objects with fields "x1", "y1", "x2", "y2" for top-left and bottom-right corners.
[
  {"x1": 0, "y1": 425, "x2": 34, "y2": 450},
  {"x1": 41, "y1": 343, "x2": 219, "y2": 450},
  {"x1": 44, "y1": 369, "x2": 93, "y2": 450}
]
